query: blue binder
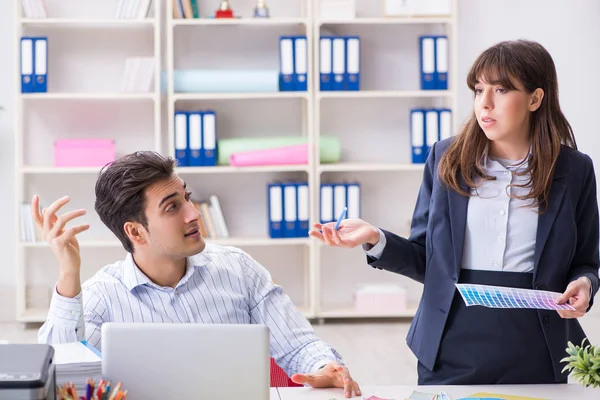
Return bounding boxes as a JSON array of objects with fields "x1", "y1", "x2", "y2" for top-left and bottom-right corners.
[
  {"x1": 174, "y1": 111, "x2": 188, "y2": 167},
  {"x1": 346, "y1": 182, "x2": 361, "y2": 219},
  {"x1": 282, "y1": 183, "x2": 297, "y2": 238},
  {"x1": 187, "y1": 111, "x2": 203, "y2": 167},
  {"x1": 332, "y1": 37, "x2": 346, "y2": 91},
  {"x1": 320, "y1": 184, "x2": 334, "y2": 224},
  {"x1": 438, "y1": 108, "x2": 453, "y2": 140},
  {"x1": 296, "y1": 182, "x2": 309, "y2": 237},
  {"x1": 420, "y1": 36, "x2": 436, "y2": 90},
  {"x1": 279, "y1": 36, "x2": 295, "y2": 91},
  {"x1": 435, "y1": 36, "x2": 448, "y2": 90},
  {"x1": 319, "y1": 36, "x2": 333, "y2": 91},
  {"x1": 20, "y1": 37, "x2": 34, "y2": 93},
  {"x1": 294, "y1": 36, "x2": 308, "y2": 92},
  {"x1": 333, "y1": 183, "x2": 347, "y2": 226},
  {"x1": 424, "y1": 109, "x2": 440, "y2": 160},
  {"x1": 33, "y1": 37, "x2": 48, "y2": 93},
  {"x1": 410, "y1": 109, "x2": 426, "y2": 164},
  {"x1": 202, "y1": 110, "x2": 217, "y2": 166},
  {"x1": 345, "y1": 36, "x2": 360, "y2": 91},
  {"x1": 268, "y1": 183, "x2": 283, "y2": 238}
]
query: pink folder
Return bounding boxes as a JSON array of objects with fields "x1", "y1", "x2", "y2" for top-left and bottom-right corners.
[{"x1": 229, "y1": 144, "x2": 308, "y2": 167}]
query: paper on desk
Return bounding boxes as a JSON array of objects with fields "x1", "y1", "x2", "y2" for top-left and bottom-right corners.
[
  {"x1": 405, "y1": 391, "x2": 450, "y2": 400},
  {"x1": 456, "y1": 283, "x2": 575, "y2": 311},
  {"x1": 406, "y1": 392, "x2": 435, "y2": 400},
  {"x1": 466, "y1": 392, "x2": 548, "y2": 400},
  {"x1": 51, "y1": 341, "x2": 102, "y2": 395}
]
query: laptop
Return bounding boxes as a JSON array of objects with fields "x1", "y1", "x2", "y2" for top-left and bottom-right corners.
[{"x1": 101, "y1": 323, "x2": 270, "y2": 400}]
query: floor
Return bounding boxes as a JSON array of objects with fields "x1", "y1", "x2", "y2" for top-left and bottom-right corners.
[{"x1": 2, "y1": 308, "x2": 600, "y2": 386}]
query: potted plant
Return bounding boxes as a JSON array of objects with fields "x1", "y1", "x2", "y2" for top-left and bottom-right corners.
[{"x1": 561, "y1": 339, "x2": 600, "y2": 388}]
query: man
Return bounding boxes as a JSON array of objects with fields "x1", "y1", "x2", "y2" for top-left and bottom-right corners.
[{"x1": 36, "y1": 151, "x2": 361, "y2": 398}]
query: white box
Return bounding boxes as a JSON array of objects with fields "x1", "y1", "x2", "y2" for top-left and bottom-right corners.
[
  {"x1": 320, "y1": 0, "x2": 356, "y2": 21},
  {"x1": 382, "y1": 0, "x2": 451, "y2": 17},
  {"x1": 354, "y1": 284, "x2": 407, "y2": 314}
]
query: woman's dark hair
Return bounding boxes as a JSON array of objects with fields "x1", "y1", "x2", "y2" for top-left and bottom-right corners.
[{"x1": 438, "y1": 39, "x2": 576, "y2": 209}]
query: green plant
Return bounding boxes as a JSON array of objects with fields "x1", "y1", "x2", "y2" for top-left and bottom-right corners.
[{"x1": 561, "y1": 338, "x2": 600, "y2": 388}]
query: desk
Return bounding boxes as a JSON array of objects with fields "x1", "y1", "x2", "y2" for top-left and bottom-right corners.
[{"x1": 276, "y1": 384, "x2": 597, "y2": 399}]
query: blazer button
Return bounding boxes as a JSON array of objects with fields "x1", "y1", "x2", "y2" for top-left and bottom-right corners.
[
  {"x1": 543, "y1": 316, "x2": 551, "y2": 326},
  {"x1": 536, "y1": 284, "x2": 547, "y2": 291}
]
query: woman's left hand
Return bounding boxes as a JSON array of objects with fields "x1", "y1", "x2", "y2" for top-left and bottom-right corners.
[{"x1": 555, "y1": 277, "x2": 592, "y2": 318}]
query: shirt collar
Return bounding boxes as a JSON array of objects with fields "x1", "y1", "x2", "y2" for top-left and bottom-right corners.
[
  {"x1": 481, "y1": 143, "x2": 533, "y2": 172},
  {"x1": 122, "y1": 250, "x2": 211, "y2": 292}
]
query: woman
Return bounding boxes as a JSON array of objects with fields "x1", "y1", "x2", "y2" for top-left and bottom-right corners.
[{"x1": 310, "y1": 40, "x2": 599, "y2": 385}]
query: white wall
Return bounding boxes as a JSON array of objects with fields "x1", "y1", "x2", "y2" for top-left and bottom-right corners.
[
  {"x1": 1, "y1": 0, "x2": 600, "y2": 319},
  {"x1": 456, "y1": 0, "x2": 600, "y2": 163}
]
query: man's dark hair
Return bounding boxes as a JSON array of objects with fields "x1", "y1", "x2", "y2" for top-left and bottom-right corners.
[{"x1": 95, "y1": 151, "x2": 176, "y2": 253}]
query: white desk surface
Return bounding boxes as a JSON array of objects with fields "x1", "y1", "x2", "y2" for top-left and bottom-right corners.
[{"x1": 275, "y1": 384, "x2": 598, "y2": 399}]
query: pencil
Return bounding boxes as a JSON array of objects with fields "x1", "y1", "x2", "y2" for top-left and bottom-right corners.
[{"x1": 109, "y1": 382, "x2": 122, "y2": 400}]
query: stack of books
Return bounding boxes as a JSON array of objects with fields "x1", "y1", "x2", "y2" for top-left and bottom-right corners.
[
  {"x1": 120, "y1": 57, "x2": 155, "y2": 92},
  {"x1": 115, "y1": 0, "x2": 152, "y2": 19},
  {"x1": 20, "y1": 0, "x2": 47, "y2": 18},
  {"x1": 192, "y1": 195, "x2": 229, "y2": 239}
]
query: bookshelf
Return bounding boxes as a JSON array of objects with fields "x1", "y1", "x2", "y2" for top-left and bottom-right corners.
[
  {"x1": 165, "y1": 0, "x2": 316, "y2": 318},
  {"x1": 14, "y1": 0, "x2": 458, "y2": 323},
  {"x1": 311, "y1": 0, "x2": 459, "y2": 320},
  {"x1": 14, "y1": 0, "x2": 162, "y2": 322}
]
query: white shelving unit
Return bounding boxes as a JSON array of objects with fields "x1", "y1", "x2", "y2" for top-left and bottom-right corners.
[
  {"x1": 14, "y1": 0, "x2": 458, "y2": 323},
  {"x1": 312, "y1": 0, "x2": 459, "y2": 320},
  {"x1": 14, "y1": 0, "x2": 162, "y2": 322},
  {"x1": 165, "y1": 0, "x2": 316, "y2": 319}
]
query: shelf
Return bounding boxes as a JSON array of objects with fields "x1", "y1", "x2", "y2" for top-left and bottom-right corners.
[
  {"x1": 18, "y1": 308, "x2": 48, "y2": 323},
  {"x1": 22, "y1": 165, "x2": 311, "y2": 175},
  {"x1": 172, "y1": 18, "x2": 307, "y2": 26},
  {"x1": 21, "y1": 93, "x2": 156, "y2": 101},
  {"x1": 20, "y1": 18, "x2": 156, "y2": 28},
  {"x1": 20, "y1": 237, "x2": 311, "y2": 249},
  {"x1": 319, "y1": 163, "x2": 425, "y2": 173},
  {"x1": 319, "y1": 17, "x2": 452, "y2": 25},
  {"x1": 20, "y1": 240, "x2": 121, "y2": 248},
  {"x1": 176, "y1": 165, "x2": 309, "y2": 174},
  {"x1": 318, "y1": 90, "x2": 452, "y2": 99},
  {"x1": 22, "y1": 166, "x2": 104, "y2": 174},
  {"x1": 19, "y1": 306, "x2": 314, "y2": 323},
  {"x1": 173, "y1": 92, "x2": 308, "y2": 101},
  {"x1": 317, "y1": 306, "x2": 418, "y2": 319},
  {"x1": 208, "y1": 237, "x2": 311, "y2": 247}
]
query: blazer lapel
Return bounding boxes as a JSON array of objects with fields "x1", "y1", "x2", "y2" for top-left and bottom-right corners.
[
  {"x1": 448, "y1": 179, "x2": 469, "y2": 280},
  {"x1": 533, "y1": 153, "x2": 569, "y2": 279}
]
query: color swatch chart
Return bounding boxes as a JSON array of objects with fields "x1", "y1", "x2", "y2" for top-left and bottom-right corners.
[{"x1": 456, "y1": 283, "x2": 575, "y2": 311}]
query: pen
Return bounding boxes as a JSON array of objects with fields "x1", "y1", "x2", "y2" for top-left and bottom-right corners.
[{"x1": 334, "y1": 206, "x2": 347, "y2": 230}]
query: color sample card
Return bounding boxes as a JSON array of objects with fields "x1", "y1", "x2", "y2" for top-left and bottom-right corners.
[{"x1": 455, "y1": 283, "x2": 575, "y2": 311}]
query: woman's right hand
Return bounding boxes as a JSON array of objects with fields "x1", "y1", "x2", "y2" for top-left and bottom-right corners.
[
  {"x1": 309, "y1": 218, "x2": 380, "y2": 249},
  {"x1": 31, "y1": 195, "x2": 90, "y2": 298}
]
